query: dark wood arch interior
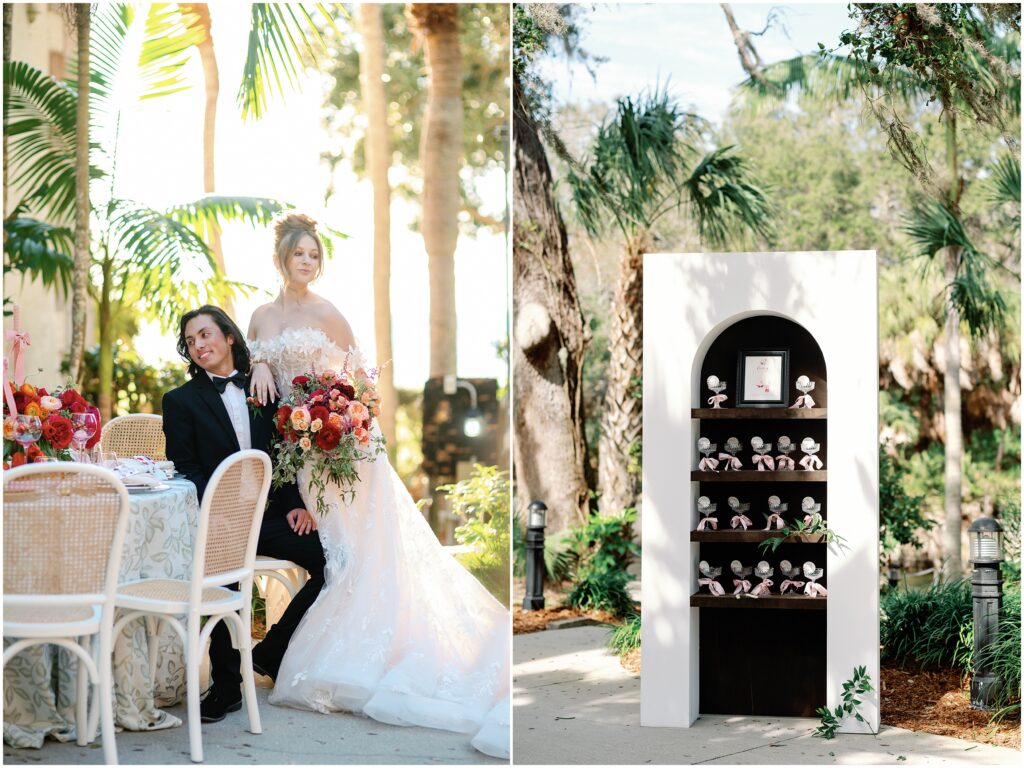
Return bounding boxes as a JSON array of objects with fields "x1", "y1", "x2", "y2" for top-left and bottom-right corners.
[{"x1": 699, "y1": 315, "x2": 828, "y2": 408}]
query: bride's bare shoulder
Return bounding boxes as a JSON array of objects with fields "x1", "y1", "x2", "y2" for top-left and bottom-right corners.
[
  {"x1": 314, "y1": 299, "x2": 355, "y2": 350},
  {"x1": 247, "y1": 302, "x2": 277, "y2": 339}
]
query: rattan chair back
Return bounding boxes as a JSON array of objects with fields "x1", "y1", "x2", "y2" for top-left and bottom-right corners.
[
  {"x1": 192, "y1": 451, "x2": 271, "y2": 581},
  {"x1": 101, "y1": 414, "x2": 166, "y2": 460},
  {"x1": 4, "y1": 465, "x2": 129, "y2": 596}
]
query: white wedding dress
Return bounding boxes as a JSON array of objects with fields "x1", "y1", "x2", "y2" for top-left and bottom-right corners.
[{"x1": 249, "y1": 327, "x2": 510, "y2": 759}]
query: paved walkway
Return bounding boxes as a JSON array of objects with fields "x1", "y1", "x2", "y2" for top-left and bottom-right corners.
[
  {"x1": 513, "y1": 625, "x2": 1021, "y2": 765},
  {"x1": 4, "y1": 684, "x2": 504, "y2": 765}
]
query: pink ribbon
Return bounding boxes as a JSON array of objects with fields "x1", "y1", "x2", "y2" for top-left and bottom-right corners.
[
  {"x1": 804, "y1": 582, "x2": 828, "y2": 598},
  {"x1": 800, "y1": 454, "x2": 823, "y2": 471},
  {"x1": 803, "y1": 513, "x2": 818, "y2": 526},
  {"x1": 707, "y1": 394, "x2": 728, "y2": 408},
  {"x1": 775, "y1": 455, "x2": 795, "y2": 470},
  {"x1": 3, "y1": 359, "x2": 17, "y2": 417},
  {"x1": 5, "y1": 305, "x2": 30, "y2": 386},
  {"x1": 751, "y1": 579, "x2": 774, "y2": 597},
  {"x1": 730, "y1": 514, "x2": 752, "y2": 530},
  {"x1": 752, "y1": 454, "x2": 775, "y2": 471},
  {"x1": 780, "y1": 579, "x2": 805, "y2": 594},
  {"x1": 764, "y1": 513, "x2": 785, "y2": 530},
  {"x1": 699, "y1": 577, "x2": 725, "y2": 596},
  {"x1": 732, "y1": 579, "x2": 752, "y2": 595},
  {"x1": 790, "y1": 393, "x2": 816, "y2": 409},
  {"x1": 696, "y1": 516, "x2": 718, "y2": 531},
  {"x1": 698, "y1": 456, "x2": 720, "y2": 472},
  {"x1": 719, "y1": 453, "x2": 743, "y2": 470}
]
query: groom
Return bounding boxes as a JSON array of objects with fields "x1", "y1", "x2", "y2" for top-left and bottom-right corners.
[{"x1": 162, "y1": 304, "x2": 326, "y2": 722}]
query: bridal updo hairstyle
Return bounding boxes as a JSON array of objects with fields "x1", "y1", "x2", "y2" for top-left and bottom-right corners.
[{"x1": 273, "y1": 212, "x2": 325, "y2": 283}]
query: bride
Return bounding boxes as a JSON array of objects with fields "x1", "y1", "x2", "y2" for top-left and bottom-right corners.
[{"x1": 245, "y1": 214, "x2": 510, "y2": 758}]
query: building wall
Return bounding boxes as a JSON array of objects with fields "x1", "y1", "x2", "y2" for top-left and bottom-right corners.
[
  {"x1": 641, "y1": 250, "x2": 879, "y2": 733},
  {"x1": 4, "y1": 3, "x2": 78, "y2": 382}
]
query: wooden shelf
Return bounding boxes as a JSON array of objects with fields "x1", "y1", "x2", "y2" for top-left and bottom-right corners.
[
  {"x1": 690, "y1": 593, "x2": 827, "y2": 610},
  {"x1": 690, "y1": 530, "x2": 825, "y2": 543},
  {"x1": 692, "y1": 407, "x2": 827, "y2": 419},
  {"x1": 691, "y1": 470, "x2": 826, "y2": 482}
]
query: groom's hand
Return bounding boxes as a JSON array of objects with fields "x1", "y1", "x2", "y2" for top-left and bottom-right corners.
[{"x1": 286, "y1": 507, "x2": 318, "y2": 536}]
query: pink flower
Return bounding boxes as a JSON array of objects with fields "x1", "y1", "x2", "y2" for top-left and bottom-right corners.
[
  {"x1": 299, "y1": 436, "x2": 312, "y2": 451},
  {"x1": 310, "y1": 418, "x2": 323, "y2": 433},
  {"x1": 39, "y1": 396, "x2": 62, "y2": 412},
  {"x1": 290, "y1": 406, "x2": 311, "y2": 431},
  {"x1": 353, "y1": 426, "x2": 370, "y2": 446},
  {"x1": 347, "y1": 401, "x2": 368, "y2": 421}
]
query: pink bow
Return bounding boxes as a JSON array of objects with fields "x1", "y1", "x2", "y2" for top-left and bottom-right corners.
[
  {"x1": 698, "y1": 456, "x2": 720, "y2": 472},
  {"x1": 732, "y1": 578, "x2": 752, "y2": 595},
  {"x1": 780, "y1": 579, "x2": 805, "y2": 594},
  {"x1": 790, "y1": 394, "x2": 816, "y2": 409},
  {"x1": 803, "y1": 513, "x2": 818, "y2": 526},
  {"x1": 775, "y1": 455, "x2": 795, "y2": 470},
  {"x1": 804, "y1": 582, "x2": 828, "y2": 598},
  {"x1": 3, "y1": 359, "x2": 17, "y2": 418},
  {"x1": 752, "y1": 454, "x2": 775, "y2": 471},
  {"x1": 751, "y1": 579, "x2": 774, "y2": 597},
  {"x1": 764, "y1": 513, "x2": 785, "y2": 530},
  {"x1": 699, "y1": 577, "x2": 725, "y2": 596},
  {"x1": 800, "y1": 454, "x2": 823, "y2": 471},
  {"x1": 696, "y1": 516, "x2": 718, "y2": 531},
  {"x1": 5, "y1": 305, "x2": 31, "y2": 386},
  {"x1": 730, "y1": 514, "x2": 752, "y2": 530},
  {"x1": 719, "y1": 453, "x2": 743, "y2": 470},
  {"x1": 707, "y1": 394, "x2": 728, "y2": 408}
]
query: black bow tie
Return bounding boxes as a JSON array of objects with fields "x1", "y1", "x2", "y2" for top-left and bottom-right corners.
[{"x1": 210, "y1": 371, "x2": 249, "y2": 394}]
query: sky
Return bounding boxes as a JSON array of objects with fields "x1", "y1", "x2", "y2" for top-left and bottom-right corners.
[
  {"x1": 121, "y1": 4, "x2": 508, "y2": 389},
  {"x1": 536, "y1": 2, "x2": 852, "y2": 127}
]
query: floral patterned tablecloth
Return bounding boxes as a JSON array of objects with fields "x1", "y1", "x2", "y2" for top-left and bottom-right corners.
[{"x1": 3, "y1": 477, "x2": 200, "y2": 749}]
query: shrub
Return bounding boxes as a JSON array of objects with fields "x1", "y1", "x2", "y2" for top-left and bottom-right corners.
[
  {"x1": 564, "y1": 569, "x2": 636, "y2": 618},
  {"x1": 879, "y1": 453, "x2": 932, "y2": 561},
  {"x1": 975, "y1": 588, "x2": 1022, "y2": 721},
  {"x1": 880, "y1": 580, "x2": 972, "y2": 668},
  {"x1": 63, "y1": 344, "x2": 187, "y2": 416},
  {"x1": 512, "y1": 511, "x2": 578, "y2": 583},
  {"x1": 608, "y1": 612, "x2": 642, "y2": 656},
  {"x1": 441, "y1": 465, "x2": 510, "y2": 607}
]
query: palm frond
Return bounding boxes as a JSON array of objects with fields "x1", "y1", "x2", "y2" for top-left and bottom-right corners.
[
  {"x1": 3, "y1": 213, "x2": 75, "y2": 296},
  {"x1": 988, "y1": 154, "x2": 1021, "y2": 208},
  {"x1": 166, "y1": 196, "x2": 288, "y2": 234},
  {"x1": 2, "y1": 61, "x2": 79, "y2": 220},
  {"x1": 903, "y1": 200, "x2": 1007, "y2": 336},
  {"x1": 684, "y1": 146, "x2": 774, "y2": 248},
  {"x1": 137, "y1": 4, "x2": 208, "y2": 101},
  {"x1": 237, "y1": 3, "x2": 339, "y2": 120}
]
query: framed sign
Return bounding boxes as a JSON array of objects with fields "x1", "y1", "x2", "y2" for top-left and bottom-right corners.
[{"x1": 736, "y1": 349, "x2": 789, "y2": 407}]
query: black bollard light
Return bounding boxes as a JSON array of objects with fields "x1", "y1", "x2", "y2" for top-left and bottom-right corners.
[
  {"x1": 523, "y1": 501, "x2": 547, "y2": 610},
  {"x1": 968, "y1": 516, "x2": 1004, "y2": 709}
]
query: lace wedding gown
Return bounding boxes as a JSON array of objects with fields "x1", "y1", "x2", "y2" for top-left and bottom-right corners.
[{"x1": 249, "y1": 327, "x2": 510, "y2": 759}]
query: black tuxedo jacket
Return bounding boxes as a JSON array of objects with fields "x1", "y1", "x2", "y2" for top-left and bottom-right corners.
[{"x1": 162, "y1": 372, "x2": 303, "y2": 518}]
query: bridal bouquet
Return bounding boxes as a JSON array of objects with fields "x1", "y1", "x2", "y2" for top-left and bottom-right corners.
[{"x1": 268, "y1": 364, "x2": 386, "y2": 516}]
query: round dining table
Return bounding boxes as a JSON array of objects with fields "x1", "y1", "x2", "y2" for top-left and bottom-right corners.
[{"x1": 3, "y1": 476, "x2": 199, "y2": 749}]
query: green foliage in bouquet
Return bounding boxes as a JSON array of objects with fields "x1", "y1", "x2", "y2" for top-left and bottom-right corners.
[{"x1": 441, "y1": 465, "x2": 510, "y2": 607}]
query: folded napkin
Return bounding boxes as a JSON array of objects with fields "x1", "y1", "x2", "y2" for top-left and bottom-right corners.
[{"x1": 115, "y1": 458, "x2": 169, "y2": 486}]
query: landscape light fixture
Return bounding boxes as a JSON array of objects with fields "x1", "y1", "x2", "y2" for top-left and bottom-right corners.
[{"x1": 968, "y1": 516, "x2": 1004, "y2": 710}]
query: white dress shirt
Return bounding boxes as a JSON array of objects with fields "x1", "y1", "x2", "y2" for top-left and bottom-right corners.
[{"x1": 207, "y1": 369, "x2": 251, "y2": 450}]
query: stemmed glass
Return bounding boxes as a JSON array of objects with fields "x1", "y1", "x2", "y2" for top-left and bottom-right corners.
[
  {"x1": 71, "y1": 412, "x2": 99, "y2": 462},
  {"x1": 14, "y1": 415, "x2": 42, "y2": 458}
]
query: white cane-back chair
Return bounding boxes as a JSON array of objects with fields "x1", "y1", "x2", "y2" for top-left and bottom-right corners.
[
  {"x1": 114, "y1": 450, "x2": 271, "y2": 763},
  {"x1": 3, "y1": 464, "x2": 131, "y2": 765},
  {"x1": 254, "y1": 556, "x2": 309, "y2": 601},
  {"x1": 101, "y1": 413, "x2": 166, "y2": 460}
]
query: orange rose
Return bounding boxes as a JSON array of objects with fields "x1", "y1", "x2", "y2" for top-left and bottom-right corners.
[
  {"x1": 10, "y1": 450, "x2": 26, "y2": 467},
  {"x1": 3, "y1": 418, "x2": 16, "y2": 441},
  {"x1": 26, "y1": 444, "x2": 43, "y2": 462},
  {"x1": 299, "y1": 436, "x2": 312, "y2": 451},
  {"x1": 18, "y1": 383, "x2": 36, "y2": 398},
  {"x1": 328, "y1": 412, "x2": 343, "y2": 429},
  {"x1": 310, "y1": 418, "x2": 323, "y2": 433},
  {"x1": 347, "y1": 401, "x2": 368, "y2": 421},
  {"x1": 354, "y1": 426, "x2": 370, "y2": 446},
  {"x1": 22, "y1": 402, "x2": 42, "y2": 418},
  {"x1": 290, "y1": 406, "x2": 311, "y2": 431}
]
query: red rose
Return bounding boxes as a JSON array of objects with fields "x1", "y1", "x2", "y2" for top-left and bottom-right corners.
[
  {"x1": 309, "y1": 406, "x2": 330, "y2": 425},
  {"x1": 85, "y1": 406, "x2": 102, "y2": 448},
  {"x1": 10, "y1": 450, "x2": 26, "y2": 467},
  {"x1": 338, "y1": 382, "x2": 355, "y2": 399},
  {"x1": 310, "y1": 389, "x2": 325, "y2": 400},
  {"x1": 59, "y1": 389, "x2": 79, "y2": 409},
  {"x1": 292, "y1": 375, "x2": 310, "y2": 386},
  {"x1": 315, "y1": 424, "x2": 341, "y2": 451},
  {"x1": 42, "y1": 414, "x2": 73, "y2": 450},
  {"x1": 13, "y1": 393, "x2": 28, "y2": 413},
  {"x1": 36, "y1": 387, "x2": 48, "y2": 397},
  {"x1": 275, "y1": 405, "x2": 293, "y2": 433},
  {"x1": 68, "y1": 400, "x2": 86, "y2": 414}
]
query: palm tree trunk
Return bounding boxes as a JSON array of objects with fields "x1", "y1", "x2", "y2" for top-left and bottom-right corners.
[
  {"x1": 69, "y1": 3, "x2": 91, "y2": 384},
  {"x1": 410, "y1": 3, "x2": 461, "y2": 378},
  {"x1": 512, "y1": 72, "x2": 590, "y2": 535},
  {"x1": 181, "y1": 3, "x2": 232, "y2": 315},
  {"x1": 359, "y1": 3, "x2": 397, "y2": 452},
  {"x1": 941, "y1": 106, "x2": 963, "y2": 580},
  {"x1": 98, "y1": 255, "x2": 113, "y2": 420},
  {"x1": 598, "y1": 242, "x2": 644, "y2": 516}
]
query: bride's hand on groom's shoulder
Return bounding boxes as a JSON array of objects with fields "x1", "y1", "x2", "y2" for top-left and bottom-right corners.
[
  {"x1": 286, "y1": 507, "x2": 318, "y2": 536},
  {"x1": 250, "y1": 362, "x2": 278, "y2": 405}
]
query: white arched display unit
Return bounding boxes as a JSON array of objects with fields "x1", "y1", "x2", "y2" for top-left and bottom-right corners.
[{"x1": 641, "y1": 250, "x2": 879, "y2": 732}]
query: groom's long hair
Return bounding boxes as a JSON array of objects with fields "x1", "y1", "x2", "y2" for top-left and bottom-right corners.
[{"x1": 176, "y1": 305, "x2": 252, "y2": 379}]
